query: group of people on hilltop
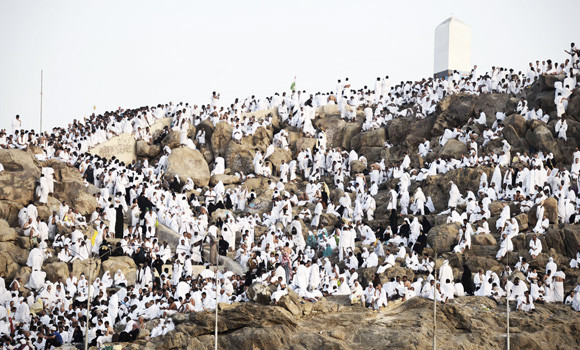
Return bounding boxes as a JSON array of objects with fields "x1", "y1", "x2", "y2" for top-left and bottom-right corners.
[{"x1": 0, "y1": 42, "x2": 578, "y2": 349}]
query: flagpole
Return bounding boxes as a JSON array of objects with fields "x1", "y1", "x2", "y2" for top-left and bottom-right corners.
[
  {"x1": 215, "y1": 244, "x2": 219, "y2": 350},
  {"x1": 506, "y1": 253, "x2": 510, "y2": 350},
  {"x1": 40, "y1": 70, "x2": 43, "y2": 132},
  {"x1": 433, "y1": 238, "x2": 437, "y2": 350}
]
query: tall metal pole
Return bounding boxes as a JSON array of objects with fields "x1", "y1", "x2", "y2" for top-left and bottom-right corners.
[
  {"x1": 433, "y1": 237, "x2": 437, "y2": 350},
  {"x1": 85, "y1": 257, "x2": 92, "y2": 350},
  {"x1": 506, "y1": 253, "x2": 510, "y2": 350},
  {"x1": 40, "y1": 70, "x2": 43, "y2": 133},
  {"x1": 214, "y1": 241, "x2": 219, "y2": 350}
]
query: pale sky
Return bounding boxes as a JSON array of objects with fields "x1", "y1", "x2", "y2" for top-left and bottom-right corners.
[{"x1": 0, "y1": 0, "x2": 578, "y2": 131}]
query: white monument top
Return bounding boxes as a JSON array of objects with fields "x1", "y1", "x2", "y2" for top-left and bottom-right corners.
[{"x1": 434, "y1": 17, "x2": 471, "y2": 78}]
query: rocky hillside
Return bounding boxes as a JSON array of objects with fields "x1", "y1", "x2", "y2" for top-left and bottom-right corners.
[
  {"x1": 1, "y1": 72, "x2": 580, "y2": 349},
  {"x1": 127, "y1": 292, "x2": 580, "y2": 350}
]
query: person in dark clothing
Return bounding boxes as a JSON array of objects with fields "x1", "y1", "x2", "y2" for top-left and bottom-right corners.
[
  {"x1": 169, "y1": 176, "x2": 181, "y2": 192},
  {"x1": 98, "y1": 241, "x2": 111, "y2": 261},
  {"x1": 137, "y1": 194, "x2": 154, "y2": 220},
  {"x1": 219, "y1": 237, "x2": 230, "y2": 256},
  {"x1": 40, "y1": 329, "x2": 63, "y2": 349},
  {"x1": 413, "y1": 232, "x2": 428, "y2": 255},
  {"x1": 420, "y1": 216, "x2": 432, "y2": 234},
  {"x1": 389, "y1": 209, "x2": 398, "y2": 234},
  {"x1": 399, "y1": 220, "x2": 410, "y2": 239},
  {"x1": 118, "y1": 328, "x2": 140, "y2": 342},
  {"x1": 71, "y1": 325, "x2": 84, "y2": 343},
  {"x1": 115, "y1": 205, "x2": 124, "y2": 238},
  {"x1": 112, "y1": 242, "x2": 124, "y2": 256},
  {"x1": 85, "y1": 165, "x2": 94, "y2": 184},
  {"x1": 461, "y1": 264, "x2": 475, "y2": 295},
  {"x1": 224, "y1": 194, "x2": 233, "y2": 210}
]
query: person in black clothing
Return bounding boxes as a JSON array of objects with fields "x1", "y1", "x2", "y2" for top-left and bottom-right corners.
[
  {"x1": 413, "y1": 231, "x2": 428, "y2": 255},
  {"x1": 169, "y1": 176, "x2": 181, "y2": 192},
  {"x1": 399, "y1": 219, "x2": 410, "y2": 239},
  {"x1": 133, "y1": 246, "x2": 149, "y2": 267},
  {"x1": 99, "y1": 240, "x2": 111, "y2": 261},
  {"x1": 112, "y1": 242, "x2": 124, "y2": 256},
  {"x1": 224, "y1": 194, "x2": 233, "y2": 210},
  {"x1": 72, "y1": 325, "x2": 84, "y2": 343},
  {"x1": 420, "y1": 216, "x2": 432, "y2": 234},
  {"x1": 85, "y1": 165, "x2": 94, "y2": 184},
  {"x1": 137, "y1": 193, "x2": 154, "y2": 220},
  {"x1": 219, "y1": 236, "x2": 230, "y2": 256},
  {"x1": 389, "y1": 209, "x2": 398, "y2": 234},
  {"x1": 461, "y1": 264, "x2": 475, "y2": 295},
  {"x1": 115, "y1": 204, "x2": 124, "y2": 238}
]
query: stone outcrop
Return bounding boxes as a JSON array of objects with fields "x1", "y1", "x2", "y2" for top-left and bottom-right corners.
[
  {"x1": 165, "y1": 147, "x2": 210, "y2": 187},
  {"x1": 90, "y1": 133, "x2": 137, "y2": 165}
]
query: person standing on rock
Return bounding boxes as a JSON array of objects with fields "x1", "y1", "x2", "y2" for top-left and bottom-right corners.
[
  {"x1": 12, "y1": 115, "x2": 22, "y2": 133},
  {"x1": 36, "y1": 174, "x2": 49, "y2": 204}
]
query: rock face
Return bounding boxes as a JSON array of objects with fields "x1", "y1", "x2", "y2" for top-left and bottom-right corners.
[
  {"x1": 165, "y1": 147, "x2": 210, "y2": 187},
  {"x1": 101, "y1": 256, "x2": 138, "y2": 286},
  {"x1": 247, "y1": 282, "x2": 273, "y2": 305},
  {"x1": 136, "y1": 140, "x2": 161, "y2": 158},
  {"x1": 224, "y1": 143, "x2": 256, "y2": 175},
  {"x1": 427, "y1": 222, "x2": 461, "y2": 253},
  {"x1": 525, "y1": 125, "x2": 563, "y2": 161},
  {"x1": 439, "y1": 139, "x2": 469, "y2": 159},
  {"x1": 209, "y1": 174, "x2": 240, "y2": 186},
  {"x1": 211, "y1": 122, "x2": 233, "y2": 156},
  {"x1": 44, "y1": 261, "x2": 69, "y2": 282},
  {"x1": 0, "y1": 149, "x2": 41, "y2": 205},
  {"x1": 126, "y1": 296, "x2": 579, "y2": 350},
  {"x1": 90, "y1": 133, "x2": 137, "y2": 165}
]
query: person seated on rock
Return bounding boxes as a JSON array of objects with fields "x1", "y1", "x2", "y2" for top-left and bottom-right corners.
[
  {"x1": 533, "y1": 214, "x2": 550, "y2": 234},
  {"x1": 517, "y1": 291, "x2": 535, "y2": 312},
  {"x1": 528, "y1": 235, "x2": 542, "y2": 259}
]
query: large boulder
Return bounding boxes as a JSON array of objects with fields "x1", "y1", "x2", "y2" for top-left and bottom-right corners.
[
  {"x1": 53, "y1": 179, "x2": 98, "y2": 216},
  {"x1": 252, "y1": 127, "x2": 273, "y2": 149},
  {"x1": 432, "y1": 94, "x2": 477, "y2": 136},
  {"x1": 267, "y1": 148, "x2": 292, "y2": 173},
  {"x1": 350, "y1": 160, "x2": 366, "y2": 174},
  {"x1": 0, "y1": 219, "x2": 17, "y2": 242},
  {"x1": 209, "y1": 174, "x2": 240, "y2": 186},
  {"x1": 38, "y1": 159, "x2": 98, "y2": 216},
  {"x1": 514, "y1": 213, "x2": 529, "y2": 231},
  {"x1": 504, "y1": 114, "x2": 527, "y2": 137},
  {"x1": 224, "y1": 142, "x2": 256, "y2": 175},
  {"x1": 473, "y1": 93, "x2": 511, "y2": 125},
  {"x1": 101, "y1": 256, "x2": 138, "y2": 286},
  {"x1": 421, "y1": 167, "x2": 490, "y2": 211},
  {"x1": 89, "y1": 133, "x2": 137, "y2": 164},
  {"x1": 72, "y1": 259, "x2": 101, "y2": 279},
  {"x1": 0, "y1": 200, "x2": 23, "y2": 227},
  {"x1": 211, "y1": 122, "x2": 234, "y2": 156},
  {"x1": 387, "y1": 117, "x2": 434, "y2": 148},
  {"x1": 439, "y1": 139, "x2": 469, "y2": 159},
  {"x1": 0, "y1": 149, "x2": 41, "y2": 205},
  {"x1": 350, "y1": 128, "x2": 386, "y2": 151},
  {"x1": 472, "y1": 234, "x2": 497, "y2": 246},
  {"x1": 525, "y1": 125, "x2": 563, "y2": 162},
  {"x1": 160, "y1": 131, "x2": 181, "y2": 150},
  {"x1": 247, "y1": 282, "x2": 273, "y2": 305},
  {"x1": 427, "y1": 222, "x2": 461, "y2": 253},
  {"x1": 0, "y1": 243, "x2": 22, "y2": 281},
  {"x1": 542, "y1": 197, "x2": 558, "y2": 223},
  {"x1": 544, "y1": 225, "x2": 580, "y2": 257},
  {"x1": 136, "y1": 140, "x2": 161, "y2": 158},
  {"x1": 44, "y1": 261, "x2": 69, "y2": 282},
  {"x1": 164, "y1": 147, "x2": 210, "y2": 187},
  {"x1": 567, "y1": 90, "x2": 580, "y2": 122}
]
